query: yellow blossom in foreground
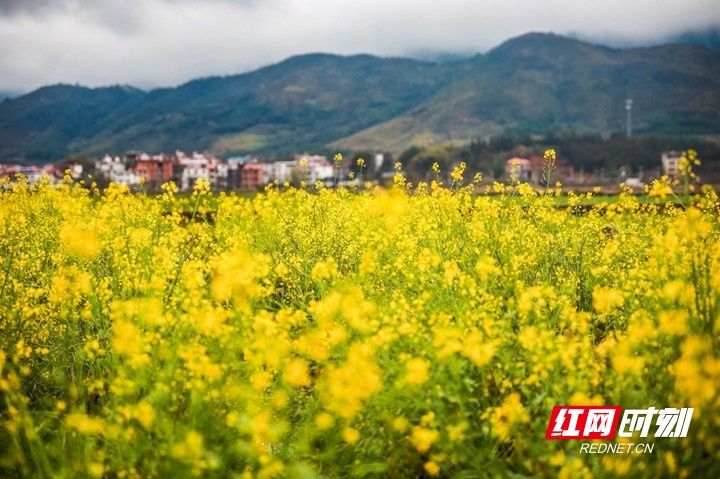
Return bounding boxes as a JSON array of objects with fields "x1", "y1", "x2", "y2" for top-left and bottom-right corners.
[
  {"x1": 283, "y1": 358, "x2": 311, "y2": 387},
  {"x1": 65, "y1": 413, "x2": 104, "y2": 435},
  {"x1": 320, "y1": 346, "x2": 382, "y2": 419},
  {"x1": 112, "y1": 321, "x2": 144, "y2": 357},
  {"x1": 592, "y1": 286, "x2": 624, "y2": 313},
  {"x1": 424, "y1": 461, "x2": 440, "y2": 476},
  {"x1": 490, "y1": 393, "x2": 530, "y2": 439},
  {"x1": 59, "y1": 222, "x2": 100, "y2": 259},
  {"x1": 410, "y1": 426, "x2": 438, "y2": 453},
  {"x1": 342, "y1": 427, "x2": 360, "y2": 444},
  {"x1": 314, "y1": 412, "x2": 334, "y2": 430},
  {"x1": 171, "y1": 430, "x2": 205, "y2": 462},
  {"x1": 402, "y1": 357, "x2": 430, "y2": 385}
]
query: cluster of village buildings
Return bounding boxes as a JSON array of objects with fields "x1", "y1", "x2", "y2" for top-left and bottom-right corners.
[
  {"x1": 0, "y1": 149, "x2": 690, "y2": 191},
  {"x1": 93, "y1": 151, "x2": 376, "y2": 191},
  {"x1": 0, "y1": 150, "x2": 385, "y2": 191},
  {"x1": 0, "y1": 163, "x2": 83, "y2": 184},
  {"x1": 503, "y1": 151, "x2": 688, "y2": 187}
]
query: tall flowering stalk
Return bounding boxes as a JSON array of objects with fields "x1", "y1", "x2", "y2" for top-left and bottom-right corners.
[
  {"x1": 679, "y1": 149, "x2": 701, "y2": 204},
  {"x1": 542, "y1": 148, "x2": 557, "y2": 194},
  {"x1": 333, "y1": 153, "x2": 343, "y2": 187}
]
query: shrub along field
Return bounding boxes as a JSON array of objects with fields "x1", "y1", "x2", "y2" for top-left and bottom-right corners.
[{"x1": 0, "y1": 165, "x2": 718, "y2": 478}]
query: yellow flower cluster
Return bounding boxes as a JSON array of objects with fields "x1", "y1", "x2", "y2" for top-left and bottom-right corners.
[{"x1": 0, "y1": 174, "x2": 719, "y2": 477}]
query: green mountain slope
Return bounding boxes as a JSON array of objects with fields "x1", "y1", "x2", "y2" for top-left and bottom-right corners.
[
  {"x1": 334, "y1": 33, "x2": 720, "y2": 152},
  {"x1": 0, "y1": 85, "x2": 146, "y2": 162},
  {"x1": 2, "y1": 33, "x2": 720, "y2": 163},
  {"x1": 0, "y1": 54, "x2": 448, "y2": 163}
]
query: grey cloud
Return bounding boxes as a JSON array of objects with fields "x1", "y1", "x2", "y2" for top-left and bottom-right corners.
[
  {"x1": 0, "y1": 0, "x2": 53, "y2": 15},
  {"x1": 0, "y1": 0, "x2": 262, "y2": 32},
  {"x1": 0, "y1": 0, "x2": 719, "y2": 92},
  {"x1": 0, "y1": 0, "x2": 259, "y2": 15}
]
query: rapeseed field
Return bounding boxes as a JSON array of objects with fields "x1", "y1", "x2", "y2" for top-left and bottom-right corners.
[{"x1": 0, "y1": 156, "x2": 718, "y2": 478}]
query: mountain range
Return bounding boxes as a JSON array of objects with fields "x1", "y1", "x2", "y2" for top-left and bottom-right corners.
[{"x1": 1, "y1": 32, "x2": 720, "y2": 164}]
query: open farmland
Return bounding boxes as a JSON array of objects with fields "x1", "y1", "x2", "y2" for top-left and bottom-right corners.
[{"x1": 0, "y1": 172, "x2": 719, "y2": 478}]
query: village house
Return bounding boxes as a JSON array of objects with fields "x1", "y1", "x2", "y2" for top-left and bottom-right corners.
[
  {"x1": 505, "y1": 154, "x2": 575, "y2": 184},
  {"x1": 95, "y1": 155, "x2": 142, "y2": 186},
  {"x1": 241, "y1": 162, "x2": 266, "y2": 190},
  {"x1": 266, "y1": 160, "x2": 295, "y2": 184},
  {"x1": 505, "y1": 157, "x2": 532, "y2": 182},
  {"x1": 133, "y1": 152, "x2": 175, "y2": 188},
  {"x1": 661, "y1": 151, "x2": 682, "y2": 178},
  {"x1": 176, "y1": 151, "x2": 208, "y2": 191},
  {"x1": 95, "y1": 155, "x2": 124, "y2": 177},
  {"x1": 176, "y1": 151, "x2": 228, "y2": 191},
  {"x1": 229, "y1": 155, "x2": 287, "y2": 189},
  {"x1": 213, "y1": 161, "x2": 229, "y2": 190},
  {"x1": 226, "y1": 156, "x2": 254, "y2": 190}
]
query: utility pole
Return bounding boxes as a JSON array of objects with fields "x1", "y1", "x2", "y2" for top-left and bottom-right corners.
[{"x1": 625, "y1": 98, "x2": 633, "y2": 138}]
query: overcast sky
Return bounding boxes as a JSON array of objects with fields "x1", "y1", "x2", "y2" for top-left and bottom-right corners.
[{"x1": 1, "y1": 0, "x2": 719, "y2": 93}]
